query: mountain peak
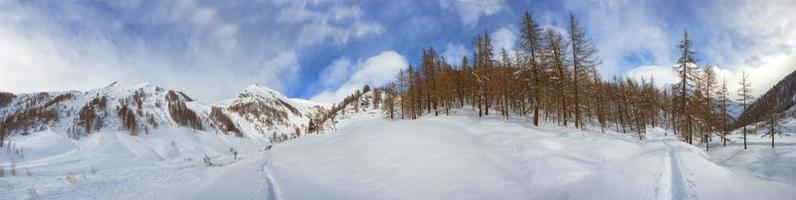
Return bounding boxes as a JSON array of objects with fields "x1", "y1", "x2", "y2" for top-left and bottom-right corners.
[
  {"x1": 240, "y1": 84, "x2": 286, "y2": 99},
  {"x1": 129, "y1": 82, "x2": 154, "y2": 89}
]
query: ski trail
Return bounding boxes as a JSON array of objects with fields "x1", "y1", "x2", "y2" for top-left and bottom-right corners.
[
  {"x1": 668, "y1": 144, "x2": 687, "y2": 200},
  {"x1": 259, "y1": 154, "x2": 281, "y2": 200},
  {"x1": 663, "y1": 138, "x2": 698, "y2": 200},
  {"x1": 652, "y1": 144, "x2": 672, "y2": 200}
]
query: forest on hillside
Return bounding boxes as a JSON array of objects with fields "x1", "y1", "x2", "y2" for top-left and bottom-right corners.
[{"x1": 312, "y1": 11, "x2": 789, "y2": 151}]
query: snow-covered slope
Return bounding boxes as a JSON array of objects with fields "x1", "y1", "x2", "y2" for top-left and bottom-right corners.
[
  {"x1": 3, "y1": 84, "x2": 796, "y2": 199},
  {"x1": 220, "y1": 84, "x2": 324, "y2": 140},
  {"x1": 0, "y1": 82, "x2": 331, "y2": 144},
  {"x1": 0, "y1": 82, "x2": 204, "y2": 138},
  {"x1": 0, "y1": 127, "x2": 264, "y2": 199},
  {"x1": 727, "y1": 99, "x2": 744, "y2": 119},
  {"x1": 267, "y1": 111, "x2": 796, "y2": 200},
  {"x1": 737, "y1": 68, "x2": 796, "y2": 125}
]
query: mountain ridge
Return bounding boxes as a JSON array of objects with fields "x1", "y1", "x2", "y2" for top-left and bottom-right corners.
[
  {"x1": 0, "y1": 81, "x2": 361, "y2": 145},
  {"x1": 737, "y1": 68, "x2": 796, "y2": 127}
]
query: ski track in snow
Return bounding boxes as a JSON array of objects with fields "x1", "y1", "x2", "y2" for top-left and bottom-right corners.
[
  {"x1": 261, "y1": 155, "x2": 281, "y2": 200},
  {"x1": 663, "y1": 138, "x2": 698, "y2": 200},
  {"x1": 652, "y1": 141, "x2": 672, "y2": 200}
]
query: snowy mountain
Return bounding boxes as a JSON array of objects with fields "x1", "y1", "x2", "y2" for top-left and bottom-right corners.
[
  {"x1": 0, "y1": 82, "x2": 344, "y2": 145},
  {"x1": 0, "y1": 82, "x2": 204, "y2": 139},
  {"x1": 726, "y1": 99, "x2": 744, "y2": 118},
  {"x1": 3, "y1": 82, "x2": 795, "y2": 200},
  {"x1": 737, "y1": 68, "x2": 796, "y2": 126},
  {"x1": 220, "y1": 84, "x2": 321, "y2": 140},
  {"x1": 4, "y1": 105, "x2": 796, "y2": 199}
]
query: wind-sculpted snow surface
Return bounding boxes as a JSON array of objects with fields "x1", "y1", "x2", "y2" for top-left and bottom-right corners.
[
  {"x1": 1, "y1": 110, "x2": 795, "y2": 199},
  {"x1": 0, "y1": 128, "x2": 269, "y2": 199},
  {"x1": 268, "y1": 112, "x2": 796, "y2": 200}
]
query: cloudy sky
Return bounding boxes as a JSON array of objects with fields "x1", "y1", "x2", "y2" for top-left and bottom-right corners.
[{"x1": 1, "y1": 0, "x2": 795, "y2": 103}]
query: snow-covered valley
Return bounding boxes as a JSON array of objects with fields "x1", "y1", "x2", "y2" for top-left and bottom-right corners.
[
  {"x1": 2, "y1": 109, "x2": 795, "y2": 200},
  {"x1": 4, "y1": 0, "x2": 796, "y2": 199}
]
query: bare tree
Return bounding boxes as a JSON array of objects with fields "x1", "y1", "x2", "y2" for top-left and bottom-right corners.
[
  {"x1": 518, "y1": 11, "x2": 546, "y2": 126},
  {"x1": 737, "y1": 71, "x2": 754, "y2": 149},
  {"x1": 545, "y1": 29, "x2": 570, "y2": 126},
  {"x1": 568, "y1": 13, "x2": 599, "y2": 129},
  {"x1": 673, "y1": 30, "x2": 699, "y2": 144},
  {"x1": 717, "y1": 78, "x2": 730, "y2": 146},
  {"x1": 760, "y1": 99, "x2": 784, "y2": 148}
]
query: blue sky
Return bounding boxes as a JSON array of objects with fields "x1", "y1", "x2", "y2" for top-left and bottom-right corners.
[{"x1": 1, "y1": 0, "x2": 795, "y2": 102}]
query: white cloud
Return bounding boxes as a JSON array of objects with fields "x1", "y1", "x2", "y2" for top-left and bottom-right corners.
[
  {"x1": 442, "y1": 43, "x2": 469, "y2": 66},
  {"x1": 319, "y1": 57, "x2": 354, "y2": 87},
  {"x1": 0, "y1": 22, "x2": 127, "y2": 94},
  {"x1": 624, "y1": 65, "x2": 679, "y2": 88},
  {"x1": 562, "y1": 1, "x2": 673, "y2": 79},
  {"x1": 569, "y1": 0, "x2": 796, "y2": 97},
  {"x1": 625, "y1": 64, "x2": 743, "y2": 99},
  {"x1": 439, "y1": 0, "x2": 505, "y2": 27},
  {"x1": 698, "y1": 1, "x2": 796, "y2": 97},
  {"x1": 279, "y1": 3, "x2": 384, "y2": 47},
  {"x1": 312, "y1": 51, "x2": 409, "y2": 103},
  {"x1": 258, "y1": 50, "x2": 301, "y2": 91},
  {"x1": 0, "y1": 1, "x2": 385, "y2": 102},
  {"x1": 491, "y1": 27, "x2": 517, "y2": 56}
]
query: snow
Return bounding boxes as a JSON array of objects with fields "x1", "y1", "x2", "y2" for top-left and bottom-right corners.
[
  {"x1": 218, "y1": 83, "x2": 320, "y2": 141},
  {"x1": 268, "y1": 111, "x2": 796, "y2": 200},
  {"x1": 2, "y1": 109, "x2": 796, "y2": 199},
  {"x1": 0, "y1": 128, "x2": 264, "y2": 199},
  {"x1": 709, "y1": 119, "x2": 796, "y2": 186}
]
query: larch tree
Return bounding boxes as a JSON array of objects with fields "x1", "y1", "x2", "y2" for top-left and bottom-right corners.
[
  {"x1": 371, "y1": 9, "x2": 713, "y2": 150},
  {"x1": 421, "y1": 48, "x2": 439, "y2": 115},
  {"x1": 761, "y1": 99, "x2": 784, "y2": 148},
  {"x1": 518, "y1": 11, "x2": 546, "y2": 126},
  {"x1": 701, "y1": 66, "x2": 718, "y2": 151},
  {"x1": 737, "y1": 71, "x2": 753, "y2": 149},
  {"x1": 384, "y1": 86, "x2": 396, "y2": 119},
  {"x1": 592, "y1": 71, "x2": 607, "y2": 132},
  {"x1": 717, "y1": 78, "x2": 730, "y2": 146},
  {"x1": 673, "y1": 30, "x2": 699, "y2": 144},
  {"x1": 545, "y1": 28, "x2": 570, "y2": 126},
  {"x1": 499, "y1": 48, "x2": 513, "y2": 119},
  {"x1": 473, "y1": 32, "x2": 495, "y2": 117},
  {"x1": 568, "y1": 13, "x2": 599, "y2": 129}
]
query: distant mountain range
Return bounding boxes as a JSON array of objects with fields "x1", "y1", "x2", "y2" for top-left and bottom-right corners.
[{"x1": 0, "y1": 82, "x2": 370, "y2": 144}]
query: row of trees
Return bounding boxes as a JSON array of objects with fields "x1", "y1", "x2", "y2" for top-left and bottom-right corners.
[
  {"x1": 387, "y1": 12, "x2": 660, "y2": 138},
  {"x1": 373, "y1": 11, "x2": 783, "y2": 149},
  {"x1": 670, "y1": 30, "x2": 787, "y2": 150}
]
